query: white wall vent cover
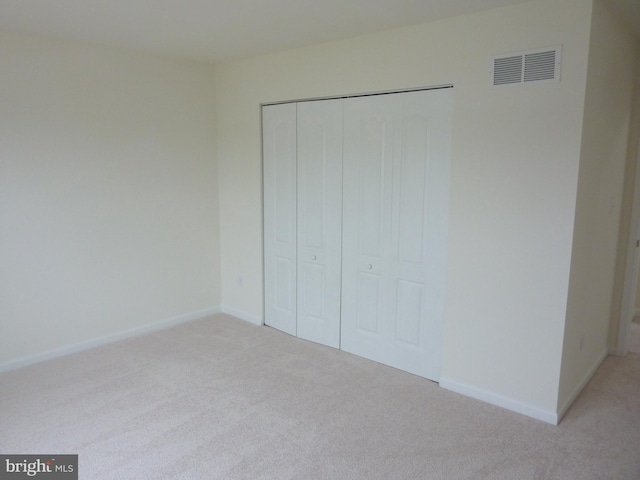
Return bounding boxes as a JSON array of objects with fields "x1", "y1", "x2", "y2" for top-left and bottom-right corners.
[{"x1": 492, "y1": 46, "x2": 561, "y2": 86}]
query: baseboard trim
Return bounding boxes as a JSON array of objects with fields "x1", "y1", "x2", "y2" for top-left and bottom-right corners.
[
  {"x1": 0, "y1": 306, "x2": 221, "y2": 374},
  {"x1": 221, "y1": 305, "x2": 263, "y2": 325},
  {"x1": 439, "y1": 377, "x2": 558, "y2": 425},
  {"x1": 556, "y1": 348, "x2": 608, "y2": 423}
]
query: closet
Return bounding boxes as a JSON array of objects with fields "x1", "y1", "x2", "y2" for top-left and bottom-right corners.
[{"x1": 263, "y1": 88, "x2": 452, "y2": 381}]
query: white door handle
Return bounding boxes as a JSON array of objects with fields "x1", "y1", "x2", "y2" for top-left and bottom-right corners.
[
  {"x1": 368, "y1": 264, "x2": 373, "y2": 269},
  {"x1": 312, "y1": 255, "x2": 317, "y2": 260}
]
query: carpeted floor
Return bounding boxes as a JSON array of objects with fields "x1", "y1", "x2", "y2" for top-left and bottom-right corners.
[{"x1": 1, "y1": 313, "x2": 639, "y2": 479}]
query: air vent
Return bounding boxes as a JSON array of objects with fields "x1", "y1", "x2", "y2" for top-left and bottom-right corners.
[
  {"x1": 493, "y1": 55, "x2": 523, "y2": 85},
  {"x1": 492, "y1": 46, "x2": 561, "y2": 86}
]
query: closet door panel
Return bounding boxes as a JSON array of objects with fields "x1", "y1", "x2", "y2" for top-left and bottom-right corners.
[
  {"x1": 415, "y1": 88, "x2": 453, "y2": 380},
  {"x1": 263, "y1": 103, "x2": 297, "y2": 336},
  {"x1": 386, "y1": 93, "x2": 433, "y2": 375},
  {"x1": 388, "y1": 89, "x2": 452, "y2": 380},
  {"x1": 341, "y1": 95, "x2": 395, "y2": 360},
  {"x1": 296, "y1": 99, "x2": 343, "y2": 348},
  {"x1": 342, "y1": 89, "x2": 452, "y2": 381}
]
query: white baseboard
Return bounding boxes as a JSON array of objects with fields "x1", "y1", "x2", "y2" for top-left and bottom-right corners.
[
  {"x1": 440, "y1": 348, "x2": 609, "y2": 426},
  {"x1": 0, "y1": 306, "x2": 221, "y2": 374},
  {"x1": 220, "y1": 305, "x2": 263, "y2": 325},
  {"x1": 556, "y1": 348, "x2": 608, "y2": 423},
  {"x1": 439, "y1": 377, "x2": 559, "y2": 425}
]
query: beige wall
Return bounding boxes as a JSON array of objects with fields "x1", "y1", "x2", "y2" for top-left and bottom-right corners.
[
  {"x1": 0, "y1": 31, "x2": 221, "y2": 367},
  {"x1": 215, "y1": 0, "x2": 593, "y2": 420},
  {"x1": 559, "y1": 0, "x2": 639, "y2": 413},
  {"x1": 3, "y1": 0, "x2": 635, "y2": 423}
]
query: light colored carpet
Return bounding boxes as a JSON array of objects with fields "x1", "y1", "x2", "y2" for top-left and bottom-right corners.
[{"x1": 1, "y1": 313, "x2": 639, "y2": 479}]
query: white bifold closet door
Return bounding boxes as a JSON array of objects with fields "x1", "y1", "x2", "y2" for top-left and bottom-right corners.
[
  {"x1": 340, "y1": 89, "x2": 452, "y2": 381},
  {"x1": 296, "y1": 99, "x2": 343, "y2": 348},
  {"x1": 263, "y1": 99, "x2": 343, "y2": 348},
  {"x1": 263, "y1": 88, "x2": 452, "y2": 382},
  {"x1": 263, "y1": 103, "x2": 297, "y2": 336}
]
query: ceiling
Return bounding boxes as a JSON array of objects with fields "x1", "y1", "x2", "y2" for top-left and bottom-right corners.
[{"x1": 0, "y1": 0, "x2": 638, "y2": 64}]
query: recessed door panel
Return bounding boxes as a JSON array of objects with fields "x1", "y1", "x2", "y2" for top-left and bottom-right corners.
[
  {"x1": 275, "y1": 256, "x2": 294, "y2": 312},
  {"x1": 359, "y1": 116, "x2": 387, "y2": 258},
  {"x1": 300, "y1": 262, "x2": 325, "y2": 319},
  {"x1": 274, "y1": 122, "x2": 296, "y2": 245},
  {"x1": 356, "y1": 272, "x2": 382, "y2": 335},
  {"x1": 397, "y1": 115, "x2": 429, "y2": 265},
  {"x1": 394, "y1": 279, "x2": 423, "y2": 347},
  {"x1": 301, "y1": 120, "x2": 326, "y2": 249}
]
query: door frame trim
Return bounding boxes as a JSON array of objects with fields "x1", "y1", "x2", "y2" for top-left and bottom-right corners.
[
  {"x1": 616, "y1": 134, "x2": 640, "y2": 355},
  {"x1": 261, "y1": 84, "x2": 454, "y2": 107}
]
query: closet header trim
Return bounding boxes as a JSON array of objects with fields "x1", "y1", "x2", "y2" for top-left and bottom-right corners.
[{"x1": 261, "y1": 84, "x2": 454, "y2": 107}]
